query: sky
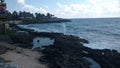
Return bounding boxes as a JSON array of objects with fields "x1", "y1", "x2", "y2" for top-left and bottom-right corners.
[{"x1": 6, "y1": 0, "x2": 120, "y2": 18}]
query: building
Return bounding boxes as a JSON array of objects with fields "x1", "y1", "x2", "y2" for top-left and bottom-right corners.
[{"x1": 19, "y1": 11, "x2": 34, "y2": 20}]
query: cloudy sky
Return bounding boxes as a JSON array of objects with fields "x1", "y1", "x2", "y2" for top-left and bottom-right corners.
[{"x1": 6, "y1": 0, "x2": 120, "y2": 18}]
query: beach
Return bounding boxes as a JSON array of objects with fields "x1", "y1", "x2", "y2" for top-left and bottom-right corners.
[{"x1": 0, "y1": 42, "x2": 48, "y2": 68}]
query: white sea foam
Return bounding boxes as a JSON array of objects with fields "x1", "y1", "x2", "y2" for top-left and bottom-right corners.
[{"x1": 19, "y1": 23, "x2": 66, "y2": 33}]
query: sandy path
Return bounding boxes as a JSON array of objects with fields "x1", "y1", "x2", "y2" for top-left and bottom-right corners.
[{"x1": 0, "y1": 48, "x2": 48, "y2": 68}]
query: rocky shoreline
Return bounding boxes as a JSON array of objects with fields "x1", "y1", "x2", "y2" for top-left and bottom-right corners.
[
  {"x1": 0, "y1": 25, "x2": 120, "y2": 68},
  {"x1": 33, "y1": 32, "x2": 120, "y2": 68},
  {"x1": 22, "y1": 18, "x2": 72, "y2": 24}
]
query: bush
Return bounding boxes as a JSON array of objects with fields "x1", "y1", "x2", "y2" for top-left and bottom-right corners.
[{"x1": 23, "y1": 19, "x2": 44, "y2": 24}]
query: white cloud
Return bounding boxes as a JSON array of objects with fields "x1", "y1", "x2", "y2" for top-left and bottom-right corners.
[
  {"x1": 17, "y1": 0, "x2": 47, "y2": 14},
  {"x1": 53, "y1": 0, "x2": 120, "y2": 18},
  {"x1": 17, "y1": 0, "x2": 25, "y2": 5},
  {"x1": 23, "y1": 4, "x2": 47, "y2": 13},
  {"x1": 17, "y1": 0, "x2": 120, "y2": 18}
]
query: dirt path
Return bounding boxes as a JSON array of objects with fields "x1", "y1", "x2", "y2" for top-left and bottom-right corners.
[{"x1": 0, "y1": 42, "x2": 48, "y2": 68}]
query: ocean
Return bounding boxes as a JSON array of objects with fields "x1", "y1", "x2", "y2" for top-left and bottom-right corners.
[{"x1": 19, "y1": 18, "x2": 120, "y2": 52}]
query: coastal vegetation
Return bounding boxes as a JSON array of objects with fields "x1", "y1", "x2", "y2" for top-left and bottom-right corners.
[
  {"x1": 5, "y1": 11, "x2": 71, "y2": 24},
  {"x1": 7, "y1": 11, "x2": 54, "y2": 20}
]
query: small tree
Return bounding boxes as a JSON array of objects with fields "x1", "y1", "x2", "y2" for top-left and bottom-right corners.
[
  {"x1": 46, "y1": 13, "x2": 54, "y2": 18},
  {"x1": 12, "y1": 11, "x2": 19, "y2": 20}
]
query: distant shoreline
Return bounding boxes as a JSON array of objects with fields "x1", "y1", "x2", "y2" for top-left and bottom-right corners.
[
  {"x1": 8, "y1": 18, "x2": 71, "y2": 25},
  {"x1": 22, "y1": 18, "x2": 71, "y2": 24}
]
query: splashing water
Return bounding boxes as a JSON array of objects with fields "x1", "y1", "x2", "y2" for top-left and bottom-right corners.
[{"x1": 62, "y1": 23, "x2": 66, "y2": 34}]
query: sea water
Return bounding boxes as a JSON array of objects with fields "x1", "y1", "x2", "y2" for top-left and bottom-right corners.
[{"x1": 19, "y1": 18, "x2": 120, "y2": 52}]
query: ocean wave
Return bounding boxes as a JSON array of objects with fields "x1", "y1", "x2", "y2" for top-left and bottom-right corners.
[{"x1": 19, "y1": 18, "x2": 120, "y2": 52}]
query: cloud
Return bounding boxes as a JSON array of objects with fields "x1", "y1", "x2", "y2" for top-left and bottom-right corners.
[
  {"x1": 17, "y1": 0, "x2": 47, "y2": 14},
  {"x1": 53, "y1": 0, "x2": 120, "y2": 18},
  {"x1": 23, "y1": 4, "x2": 47, "y2": 13},
  {"x1": 17, "y1": 0, "x2": 25, "y2": 5},
  {"x1": 17, "y1": 0, "x2": 120, "y2": 18}
]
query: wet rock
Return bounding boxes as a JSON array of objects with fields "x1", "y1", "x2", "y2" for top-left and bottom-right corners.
[
  {"x1": 36, "y1": 32, "x2": 120, "y2": 68},
  {"x1": 0, "y1": 63, "x2": 20, "y2": 68},
  {"x1": 39, "y1": 33, "x2": 90, "y2": 68},
  {"x1": 83, "y1": 48, "x2": 120, "y2": 68},
  {"x1": 79, "y1": 38, "x2": 89, "y2": 44}
]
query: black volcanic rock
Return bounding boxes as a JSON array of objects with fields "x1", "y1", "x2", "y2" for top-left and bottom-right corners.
[
  {"x1": 38, "y1": 33, "x2": 90, "y2": 68},
  {"x1": 9, "y1": 32, "x2": 33, "y2": 48},
  {"x1": 0, "y1": 46, "x2": 7, "y2": 55},
  {"x1": 8, "y1": 31, "x2": 91, "y2": 68},
  {"x1": 35, "y1": 32, "x2": 120, "y2": 68},
  {"x1": 5, "y1": 27, "x2": 120, "y2": 68},
  {"x1": 9, "y1": 31, "x2": 89, "y2": 48},
  {"x1": 83, "y1": 48, "x2": 120, "y2": 68},
  {"x1": 38, "y1": 18, "x2": 72, "y2": 23}
]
